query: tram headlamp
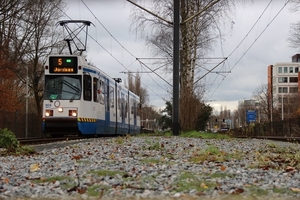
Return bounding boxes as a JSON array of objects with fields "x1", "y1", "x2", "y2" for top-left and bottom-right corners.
[
  {"x1": 58, "y1": 107, "x2": 63, "y2": 112},
  {"x1": 69, "y1": 110, "x2": 77, "y2": 117},
  {"x1": 45, "y1": 110, "x2": 53, "y2": 117}
]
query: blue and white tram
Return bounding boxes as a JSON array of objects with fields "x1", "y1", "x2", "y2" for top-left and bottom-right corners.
[{"x1": 42, "y1": 55, "x2": 141, "y2": 136}]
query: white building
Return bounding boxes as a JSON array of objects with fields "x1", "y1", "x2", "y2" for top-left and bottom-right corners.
[{"x1": 267, "y1": 54, "x2": 300, "y2": 119}]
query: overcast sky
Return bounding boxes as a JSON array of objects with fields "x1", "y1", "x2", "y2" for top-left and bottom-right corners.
[{"x1": 61, "y1": 0, "x2": 298, "y2": 111}]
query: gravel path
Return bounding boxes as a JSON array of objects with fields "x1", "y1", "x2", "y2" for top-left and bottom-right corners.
[{"x1": 1, "y1": 136, "x2": 300, "y2": 200}]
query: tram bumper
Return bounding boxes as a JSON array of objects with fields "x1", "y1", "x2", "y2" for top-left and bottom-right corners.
[{"x1": 43, "y1": 117, "x2": 80, "y2": 134}]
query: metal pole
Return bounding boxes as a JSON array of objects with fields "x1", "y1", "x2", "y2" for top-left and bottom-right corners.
[
  {"x1": 172, "y1": 0, "x2": 180, "y2": 135},
  {"x1": 281, "y1": 94, "x2": 284, "y2": 120},
  {"x1": 25, "y1": 66, "x2": 28, "y2": 137}
]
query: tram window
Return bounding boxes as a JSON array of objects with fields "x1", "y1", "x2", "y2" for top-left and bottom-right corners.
[
  {"x1": 110, "y1": 86, "x2": 114, "y2": 107},
  {"x1": 133, "y1": 101, "x2": 137, "y2": 116},
  {"x1": 118, "y1": 90, "x2": 120, "y2": 109},
  {"x1": 137, "y1": 103, "x2": 141, "y2": 116},
  {"x1": 125, "y1": 95, "x2": 128, "y2": 116},
  {"x1": 130, "y1": 98, "x2": 133, "y2": 114},
  {"x1": 93, "y1": 77, "x2": 98, "y2": 102},
  {"x1": 120, "y1": 98, "x2": 124, "y2": 117},
  {"x1": 106, "y1": 84, "x2": 109, "y2": 110},
  {"x1": 83, "y1": 75, "x2": 91, "y2": 101},
  {"x1": 99, "y1": 80, "x2": 105, "y2": 104}
]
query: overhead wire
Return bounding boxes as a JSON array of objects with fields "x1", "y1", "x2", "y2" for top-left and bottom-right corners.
[
  {"x1": 207, "y1": 0, "x2": 290, "y2": 100},
  {"x1": 51, "y1": 0, "x2": 169, "y2": 103},
  {"x1": 206, "y1": 0, "x2": 273, "y2": 98},
  {"x1": 80, "y1": 0, "x2": 170, "y2": 102},
  {"x1": 208, "y1": 0, "x2": 273, "y2": 81},
  {"x1": 52, "y1": 0, "x2": 288, "y2": 105}
]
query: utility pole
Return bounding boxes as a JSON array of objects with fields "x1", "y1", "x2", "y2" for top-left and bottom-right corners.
[
  {"x1": 281, "y1": 95, "x2": 284, "y2": 121},
  {"x1": 127, "y1": 0, "x2": 221, "y2": 135},
  {"x1": 127, "y1": 0, "x2": 180, "y2": 135},
  {"x1": 25, "y1": 65, "x2": 28, "y2": 138},
  {"x1": 172, "y1": 0, "x2": 180, "y2": 135}
]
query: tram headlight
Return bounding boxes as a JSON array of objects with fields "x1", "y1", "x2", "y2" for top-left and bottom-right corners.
[
  {"x1": 58, "y1": 107, "x2": 63, "y2": 112},
  {"x1": 45, "y1": 110, "x2": 53, "y2": 117},
  {"x1": 69, "y1": 110, "x2": 77, "y2": 117}
]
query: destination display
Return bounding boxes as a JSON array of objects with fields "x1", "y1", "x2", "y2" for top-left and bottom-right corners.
[{"x1": 49, "y1": 57, "x2": 78, "y2": 73}]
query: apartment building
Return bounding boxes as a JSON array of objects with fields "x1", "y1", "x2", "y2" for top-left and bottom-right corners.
[{"x1": 267, "y1": 54, "x2": 300, "y2": 111}]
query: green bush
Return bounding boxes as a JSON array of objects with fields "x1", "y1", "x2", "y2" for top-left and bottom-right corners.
[
  {"x1": 0, "y1": 128, "x2": 36, "y2": 156},
  {"x1": 0, "y1": 128, "x2": 20, "y2": 153}
]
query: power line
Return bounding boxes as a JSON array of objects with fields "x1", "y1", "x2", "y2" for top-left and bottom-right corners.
[
  {"x1": 51, "y1": 0, "x2": 170, "y2": 103},
  {"x1": 79, "y1": 0, "x2": 170, "y2": 102},
  {"x1": 208, "y1": 0, "x2": 290, "y2": 100},
  {"x1": 205, "y1": 0, "x2": 274, "y2": 95},
  {"x1": 207, "y1": 0, "x2": 274, "y2": 90}
]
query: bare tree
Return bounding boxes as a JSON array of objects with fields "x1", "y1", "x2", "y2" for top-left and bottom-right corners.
[
  {"x1": 252, "y1": 84, "x2": 272, "y2": 122},
  {"x1": 288, "y1": 1, "x2": 300, "y2": 49},
  {"x1": 126, "y1": 71, "x2": 149, "y2": 105},
  {"x1": 0, "y1": 0, "x2": 65, "y2": 115},
  {"x1": 21, "y1": 0, "x2": 65, "y2": 115},
  {"x1": 0, "y1": 0, "x2": 32, "y2": 112},
  {"x1": 130, "y1": 0, "x2": 235, "y2": 131}
]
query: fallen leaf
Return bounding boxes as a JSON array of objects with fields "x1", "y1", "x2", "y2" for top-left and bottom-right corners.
[
  {"x1": 261, "y1": 166, "x2": 269, "y2": 170},
  {"x1": 286, "y1": 166, "x2": 296, "y2": 172},
  {"x1": 72, "y1": 155, "x2": 83, "y2": 160},
  {"x1": 30, "y1": 164, "x2": 40, "y2": 172},
  {"x1": 290, "y1": 187, "x2": 300, "y2": 193},
  {"x1": 2, "y1": 177, "x2": 9, "y2": 184},
  {"x1": 232, "y1": 188, "x2": 244, "y2": 194},
  {"x1": 109, "y1": 153, "x2": 115, "y2": 159},
  {"x1": 220, "y1": 165, "x2": 226, "y2": 171},
  {"x1": 77, "y1": 187, "x2": 87, "y2": 194},
  {"x1": 200, "y1": 183, "x2": 208, "y2": 189}
]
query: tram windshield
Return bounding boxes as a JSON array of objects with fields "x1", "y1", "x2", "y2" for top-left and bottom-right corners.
[{"x1": 44, "y1": 75, "x2": 82, "y2": 100}]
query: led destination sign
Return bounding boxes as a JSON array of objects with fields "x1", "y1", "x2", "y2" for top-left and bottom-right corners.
[{"x1": 49, "y1": 57, "x2": 78, "y2": 73}]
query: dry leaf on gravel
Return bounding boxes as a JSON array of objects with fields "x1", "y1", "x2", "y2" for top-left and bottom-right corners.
[
  {"x1": 30, "y1": 164, "x2": 40, "y2": 172},
  {"x1": 232, "y1": 188, "x2": 244, "y2": 194},
  {"x1": 200, "y1": 183, "x2": 208, "y2": 189},
  {"x1": 220, "y1": 165, "x2": 226, "y2": 171},
  {"x1": 290, "y1": 187, "x2": 300, "y2": 192},
  {"x1": 2, "y1": 177, "x2": 9, "y2": 184}
]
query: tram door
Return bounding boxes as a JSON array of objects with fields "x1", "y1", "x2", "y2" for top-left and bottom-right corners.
[
  {"x1": 105, "y1": 80, "x2": 110, "y2": 134},
  {"x1": 121, "y1": 92, "x2": 125, "y2": 125}
]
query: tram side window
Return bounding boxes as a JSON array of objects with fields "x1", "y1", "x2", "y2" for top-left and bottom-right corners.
[
  {"x1": 110, "y1": 86, "x2": 114, "y2": 107},
  {"x1": 93, "y1": 77, "x2": 98, "y2": 102},
  {"x1": 106, "y1": 84, "x2": 109, "y2": 110},
  {"x1": 120, "y1": 98, "x2": 124, "y2": 117},
  {"x1": 118, "y1": 90, "x2": 120, "y2": 110},
  {"x1": 125, "y1": 95, "x2": 128, "y2": 117},
  {"x1": 133, "y1": 100, "x2": 137, "y2": 117},
  {"x1": 130, "y1": 98, "x2": 133, "y2": 114},
  {"x1": 100, "y1": 80, "x2": 105, "y2": 104},
  {"x1": 137, "y1": 103, "x2": 141, "y2": 116},
  {"x1": 83, "y1": 75, "x2": 91, "y2": 101}
]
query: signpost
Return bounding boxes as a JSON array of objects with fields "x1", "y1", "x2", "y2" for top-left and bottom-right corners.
[{"x1": 246, "y1": 110, "x2": 257, "y2": 123}]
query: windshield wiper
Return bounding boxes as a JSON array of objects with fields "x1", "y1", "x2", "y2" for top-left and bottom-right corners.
[
  {"x1": 62, "y1": 80, "x2": 81, "y2": 93},
  {"x1": 70, "y1": 92, "x2": 80, "y2": 102}
]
